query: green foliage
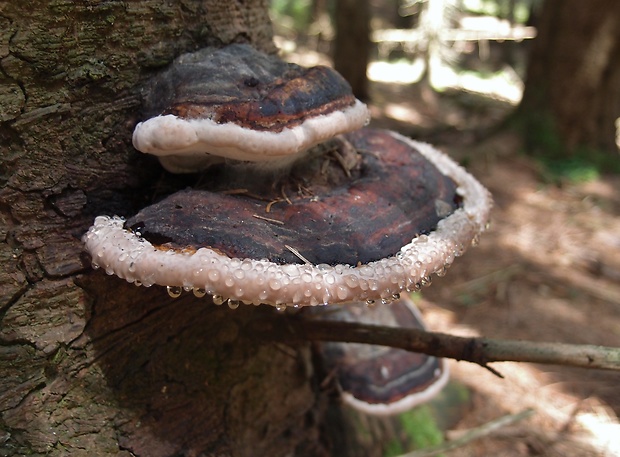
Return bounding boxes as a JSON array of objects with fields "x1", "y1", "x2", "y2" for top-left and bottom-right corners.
[
  {"x1": 384, "y1": 406, "x2": 446, "y2": 456},
  {"x1": 539, "y1": 156, "x2": 601, "y2": 183},
  {"x1": 382, "y1": 382, "x2": 471, "y2": 456},
  {"x1": 270, "y1": 0, "x2": 312, "y2": 32},
  {"x1": 400, "y1": 405, "x2": 445, "y2": 450},
  {"x1": 512, "y1": 111, "x2": 620, "y2": 183},
  {"x1": 384, "y1": 438, "x2": 405, "y2": 457}
]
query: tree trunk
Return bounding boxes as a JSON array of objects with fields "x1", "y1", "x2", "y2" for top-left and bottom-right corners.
[
  {"x1": 333, "y1": 0, "x2": 371, "y2": 100},
  {"x1": 517, "y1": 0, "x2": 620, "y2": 156},
  {"x1": 0, "y1": 1, "x2": 448, "y2": 456},
  {"x1": 0, "y1": 2, "x2": 327, "y2": 456}
]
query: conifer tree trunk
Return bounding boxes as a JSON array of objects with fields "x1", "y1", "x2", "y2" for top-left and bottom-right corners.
[
  {"x1": 333, "y1": 0, "x2": 371, "y2": 100},
  {"x1": 518, "y1": 0, "x2": 620, "y2": 155}
]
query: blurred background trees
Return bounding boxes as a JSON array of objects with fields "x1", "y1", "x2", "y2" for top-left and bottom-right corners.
[
  {"x1": 333, "y1": 0, "x2": 372, "y2": 100},
  {"x1": 517, "y1": 0, "x2": 620, "y2": 162},
  {"x1": 270, "y1": 0, "x2": 620, "y2": 172}
]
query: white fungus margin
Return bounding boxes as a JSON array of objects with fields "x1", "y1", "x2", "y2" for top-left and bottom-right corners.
[
  {"x1": 341, "y1": 359, "x2": 450, "y2": 416},
  {"x1": 83, "y1": 133, "x2": 492, "y2": 308},
  {"x1": 132, "y1": 100, "x2": 370, "y2": 173}
]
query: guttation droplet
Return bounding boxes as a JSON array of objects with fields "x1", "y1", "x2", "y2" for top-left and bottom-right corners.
[
  {"x1": 228, "y1": 299, "x2": 241, "y2": 310},
  {"x1": 193, "y1": 288, "x2": 207, "y2": 298},
  {"x1": 275, "y1": 304, "x2": 287, "y2": 312},
  {"x1": 167, "y1": 286, "x2": 182, "y2": 298},
  {"x1": 213, "y1": 295, "x2": 226, "y2": 305}
]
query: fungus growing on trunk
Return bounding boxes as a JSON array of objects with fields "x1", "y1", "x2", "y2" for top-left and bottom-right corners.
[
  {"x1": 84, "y1": 43, "x2": 493, "y2": 416},
  {"x1": 132, "y1": 44, "x2": 369, "y2": 173}
]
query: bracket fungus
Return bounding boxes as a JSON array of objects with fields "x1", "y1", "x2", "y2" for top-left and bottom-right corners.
[
  {"x1": 132, "y1": 44, "x2": 370, "y2": 173},
  {"x1": 84, "y1": 129, "x2": 491, "y2": 308},
  {"x1": 313, "y1": 294, "x2": 449, "y2": 416},
  {"x1": 84, "y1": 43, "x2": 492, "y2": 415}
]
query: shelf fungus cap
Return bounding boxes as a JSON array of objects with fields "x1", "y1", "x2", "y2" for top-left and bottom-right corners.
[
  {"x1": 313, "y1": 294, "x2": 449, "y2": 415},
  {"x1": 84, "y1": 129, "x2": 492, "y2": 308},
  {"x1": 132, "y1": 44, "x2": 370, "y2": 173}
]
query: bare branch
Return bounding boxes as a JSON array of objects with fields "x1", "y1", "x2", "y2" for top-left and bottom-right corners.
[{"x1": 246, "y1": 316, "x2": 620, "y2": 371}]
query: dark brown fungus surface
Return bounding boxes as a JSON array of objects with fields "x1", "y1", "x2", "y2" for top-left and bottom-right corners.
[{"x1": 127, "y1": 130, "x2": 460, "y2": 266}]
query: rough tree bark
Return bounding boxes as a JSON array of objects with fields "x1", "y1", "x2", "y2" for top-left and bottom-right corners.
[
  {"x1": 0, "y1": 1, "x2": 326, "y2": 456},
  {"x1": 517, "y1": 0, "x2": 620, "y2": 156},
  {"x1": 0, "y1": 2, "x2": 441, "y2": 456}
]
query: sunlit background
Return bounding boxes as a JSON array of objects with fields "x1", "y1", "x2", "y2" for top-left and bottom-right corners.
[{"x1": 269, "y1": 1, "x2": 620, "y2": 455}]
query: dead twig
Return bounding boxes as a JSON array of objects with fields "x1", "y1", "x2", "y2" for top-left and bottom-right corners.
[
  {"x1": 284, "y1": 244, "x2": 311, "y2": 265},
  {"x1": 247, "y1": 316, "x2": 620, "y2": 372},
  {"x1": 280, "y1": 185, "x2": 292, "y2": 205},
  {"x1": 252, "y1": 214, "x2": 284, "y2": 225},
  {"x1": 265, "y1": 199, "x2": 283, "y2": 213},
  {"x1": 331, "y1": 149, "x2": 353, "y2": 178}
]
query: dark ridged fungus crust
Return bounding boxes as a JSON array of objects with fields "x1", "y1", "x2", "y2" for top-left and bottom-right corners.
[
  {"x1": 126, "y1": 129, "x2": 460, "y2": 266},
  {"x1": 143, "y1": 44, "x2": 358, "y2": 132}
]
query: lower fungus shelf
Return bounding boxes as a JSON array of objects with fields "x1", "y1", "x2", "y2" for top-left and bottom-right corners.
[{"x1": 83, "y1": 130, "x2": 492, "y2": 309}]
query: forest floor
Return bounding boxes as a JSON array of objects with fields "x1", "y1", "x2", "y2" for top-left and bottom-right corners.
[{"x1": 366, "y1": 73, "x2": 620, "y2": 456}]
